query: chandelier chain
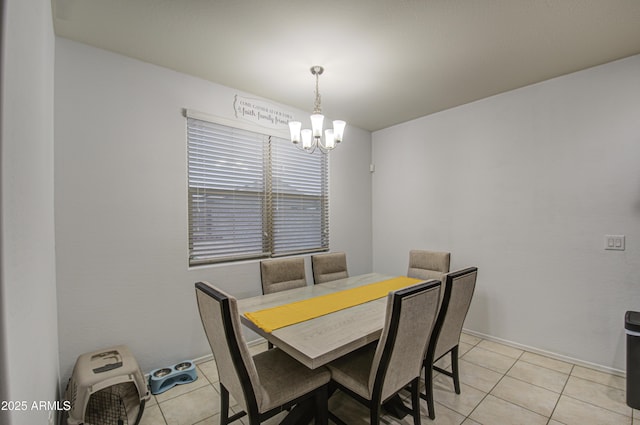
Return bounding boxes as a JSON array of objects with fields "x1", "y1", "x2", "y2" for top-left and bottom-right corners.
[{"x1": 313, "y1": 71, "x2": 322, "y2": 114}]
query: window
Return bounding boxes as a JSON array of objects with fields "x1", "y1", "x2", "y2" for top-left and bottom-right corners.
[{"x1": 187, "y1": 114, "x2": 328, "y2": 265}]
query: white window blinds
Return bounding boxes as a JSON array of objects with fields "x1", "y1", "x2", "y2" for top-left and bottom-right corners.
[
  {"x1": 187, "y1": 116, "x2": 328, "y2": 265},
  {"x1": 271, "y1": 136, "x2": 329, "y2": 255}
]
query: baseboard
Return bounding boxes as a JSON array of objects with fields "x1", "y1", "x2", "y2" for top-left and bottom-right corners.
[
  {"x1": 191, "y1": 337, "x2": 268, "y2": 366},
  {"x1": 463, "y1": 328, "x2": 625, "y2": 378},
  {"x1": 192, "y1": 352, "x2": 213, "y2": 365}
]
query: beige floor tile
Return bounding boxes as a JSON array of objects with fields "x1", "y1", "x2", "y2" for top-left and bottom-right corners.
[
  {"x1": 490, "y1": 375, "x2": 560, "y2": 417},
  {"x1": 192, "y1": 413, "x2": 219, "y2": 424},
  {"x1": 146, "y1": 394, "x2": 158, "y2": 407},
  {"x1": 159, "y1": 385, "x2": 221, "y2": 425},
  {"x1": 460, "y1": 332, "x2": 482, "y2": 346},
  {"x1": 197, "y1": 359, "x2": 219, "y2": 384},
  {"x1": 458, "y1": 341, "x2": 474, "y2": 357},
  {"x1": 571, "y1": 365, "x2": 626, "y2": 390},
  {"x1": 139, "y1": 403, "x2": 166, "y2": 425},
  {"x1": 469, "y1": 394, "x2": 547, "y2": 425},
  {"x1": 476, "y1": 339, "x2": 523, "y2": 359},
  {"x1": 422, "y1": 402, "x2": 466, "y2": 425},
  {"x1": 138, "y1": 333, "x2": 640, "y2": 425},
  {"x1": 458, "y1": 359, "x2": 503, "y2": 393},
  {"x1": 507, "y1": 360, "x2": 568, "y2": 393},
  {"x1": 562, "y1": 375, "x2": 631, "y2": 417},
  {"x1": 519, "y1": 351, "x2": 573, "y2": 374},
  {"x1": 432, "y1": 344, "x2": 469, "y2": 371},
  {"x1": 154, "y1": 373, "x2": 211, "y2": 403},
  {"x1": 434, "y1": 353, "x2": 453, "y2": 371},
  {"x1": 432, "y1": 373, "x2": 487, "y2": 416},
  {"x1": 462, "y1": 346, "x2": 517, "y2": 374},
  {"x1": 551, "y1": 395, "x2": 631, "y2": 425}
]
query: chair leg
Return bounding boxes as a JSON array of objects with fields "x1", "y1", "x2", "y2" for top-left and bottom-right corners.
[
  {"x1": 314, "y1": 385, "x2": 328, "y2": 425},
  {"x1": 220, "y1": 384, "x2": 230, "y2": 425},
  {"x1": 423, "y1": 358, "x2": 436, "y2": 420},
  {"x1": 370, "y1": 403, "x2": 381, "y2": 425},
  {"x1": 451, "y1": 346, "x2": 461, "y2": 394},
  {"x1": 411, "y1": 379, "x2": 421, "y2": 425}
]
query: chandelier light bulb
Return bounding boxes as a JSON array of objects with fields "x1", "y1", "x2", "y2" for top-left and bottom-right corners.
[
  {"x1": 324, "y1": 129, "x2": 335, "y2": 149},
  {"x1": 289, "y1": 121, "x2": 302, "y2": 144},
  {"x1": 301, "y1": 129, "x2": 313, "y2": 149},
  {"x1": 332, "y1": 120, "x2": 346, "y2": 143},
  {"x1": 310, "y1": 114, "x2": 324, "y2": 139}
]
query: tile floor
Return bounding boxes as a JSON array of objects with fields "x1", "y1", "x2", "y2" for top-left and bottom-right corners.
[{"x1": 139, "y1": 333, "x2": 640, "y2": 425}]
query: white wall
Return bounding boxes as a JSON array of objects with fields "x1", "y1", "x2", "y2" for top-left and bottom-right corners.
[
  {"x1": 54, "y1": 38, "x2": 373, "y2": 381},
  {"x1": 372, "y1": 55, "x2": 640, "y2": 372},
  {"x1": 1, "y1": 0, "x2": 59, "y2": 424}
]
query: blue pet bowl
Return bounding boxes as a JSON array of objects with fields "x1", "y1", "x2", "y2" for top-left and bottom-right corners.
[{"x1": 149, "y1": 361, "x2": 197, "y2": 395}]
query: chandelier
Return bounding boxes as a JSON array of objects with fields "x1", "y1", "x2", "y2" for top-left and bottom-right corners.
[{"x1": 288, "y1": 66, "x2": 346, "y2": 154}]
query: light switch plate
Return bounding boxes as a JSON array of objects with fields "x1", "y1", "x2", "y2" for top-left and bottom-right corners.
[{"x1": 605, "y1": 235, "x2": 625, "y2": 251}]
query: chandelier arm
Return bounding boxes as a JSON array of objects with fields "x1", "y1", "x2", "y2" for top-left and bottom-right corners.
[
  {"x1": 317, "y1": 139, "x2": 337, "y2": 153},
  {"x1": 293, "y1": 139, "x2": 317, "y2": 154}
]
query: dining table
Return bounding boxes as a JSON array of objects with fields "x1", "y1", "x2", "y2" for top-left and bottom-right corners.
[
  {"x1": 237, "y1": 272, "x2": 427, "y2": 423},
  {"x1": 238, "y1": 272, "x2": 396, "y2": 369}
]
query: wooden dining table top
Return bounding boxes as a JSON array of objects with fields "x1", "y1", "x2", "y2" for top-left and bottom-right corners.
[{"x1": 237, "y1": 272, "x2": 395, "y2": 369}]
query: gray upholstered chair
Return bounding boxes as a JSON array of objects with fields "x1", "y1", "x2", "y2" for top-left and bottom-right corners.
[
  {"x1": 260, "y1": 257, "x2": 307, "y2": 349},
  {"x1": 407, "y1": 249, "x2": 451, "y2": 283},
  {"x1": 195, "y1": 281, "x2": 330, "y2": 425},
  {"x1": 260, "y1": 257, "x2": 307, "y2": 295},
  {"x1": 311, "y1": 252, "x2": 348, "y2": 284},
  {"x1": 326, "y1": 280, "x2": 441, "y2": 425},
  {"x1": 421, "y1": 267, "x2": 478, "y2": 419}
]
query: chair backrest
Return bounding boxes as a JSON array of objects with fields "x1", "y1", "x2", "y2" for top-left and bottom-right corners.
[
  {"x1": 428, "y1": 267, "x2": 478, "y2": 361},
  {"x1": 311, "y1": 252, "x2": 348, "y2": 284},
  {"x1": 195, "y1": 281, "x2": 263, "y2": 413},
  {"x1": 407, "y1": 249, "x2": 451, "y2": 282},
  {"x1": 368, "y1": 280, "x2": 441, "y2": 401},
  {"x1": 260, "y1": 257, "x2": 307, "y2": 294}
]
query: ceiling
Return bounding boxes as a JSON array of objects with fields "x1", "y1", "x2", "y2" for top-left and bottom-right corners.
[{"x1": 51, "y1": 0, "x2": 640, "y2": 132}]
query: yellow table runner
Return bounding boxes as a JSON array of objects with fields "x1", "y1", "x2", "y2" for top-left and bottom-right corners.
[{"x1": 244, "y1": 276, "x2": 422, "y2": 332}]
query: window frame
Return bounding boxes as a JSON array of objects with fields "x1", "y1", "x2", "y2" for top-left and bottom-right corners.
[{"x1": 186, "y1": 110, "x2": 329, "y2": 266}]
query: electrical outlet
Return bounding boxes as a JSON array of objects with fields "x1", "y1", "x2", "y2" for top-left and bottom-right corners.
[{"x1": 605, "y1": 235, "x2": 625, "y2": 251}]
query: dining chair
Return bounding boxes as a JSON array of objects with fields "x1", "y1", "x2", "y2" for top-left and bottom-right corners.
[
  {"x1": 326, "y1": 279, "x2": 441, "y2": 425},
  {"x1": 195, "y1": 281, "x2": 330, "y2": 425},
  {"x1": 260, "y1": 257, "x2": 307, "y2": 349},
  {"x1": 421, "y1": 267, "x2": 478, "y2": 419},
  {"x1": 260, "y1": 257, "x2": 307, "y2": 295},
  {"x1": 311, "y1": 252, "x2": 348, "y2": 284},
  {"x1": 407, "y1": 249, "x2": 451, "y2": 283}
]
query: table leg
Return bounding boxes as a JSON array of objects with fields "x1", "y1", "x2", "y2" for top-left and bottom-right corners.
[{"x1": 382, "y1": 394, "x2": 409, "y2": 419}]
